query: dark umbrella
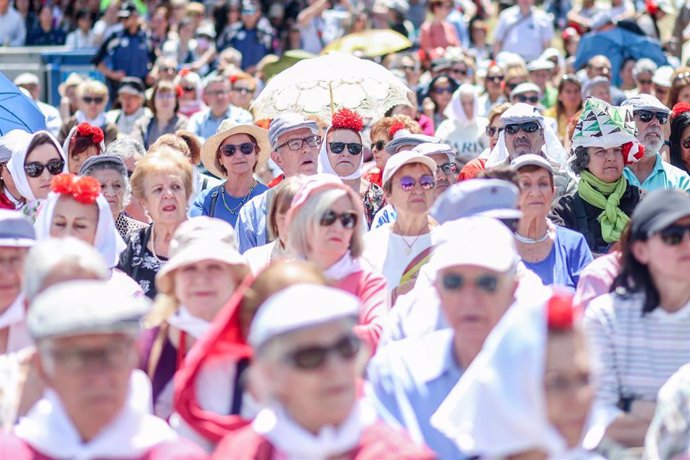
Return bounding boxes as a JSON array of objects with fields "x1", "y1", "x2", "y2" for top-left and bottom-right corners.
[{"x1": 0, "y1": 71, "x2": 47, "y2": 135}]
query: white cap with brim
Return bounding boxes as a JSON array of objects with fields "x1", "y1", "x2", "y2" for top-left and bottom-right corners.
[
  {"x1": 500, "y1": 103, "x2": 544, "y2": 127},
  {"x1": 382, "y1": 150, "x2": 437, "y2": 189},
  {"x1": 653, "y1": 66, "x2": 674, "y2": 88},
  {"x1": 201, "y1": 120, "x2": 270, "y2": 178},
  {"x1": 510, "y1": 153, "x2": 554, "y2": 175},
  {"x1": 248, "y1": 284, "x2": 359, "y2": 349},
  {"x1": 412, "y1": 142, "x2": 454, "y2": 162},
  {"x1": 384, "y1": 133, "x2": 438, "y2": 155},
  {"x1": 28, "y1": 280, "x2": 151, "y2": 341},
  {"x1": 430, "y1": 179, "x2": 522, "y2": 224},
  {"x1": 510, "y1": 82, "x2": 542, "y2": 99},
  {"x1": 13, "y1": 73, "x2": 39, "y2": 87},
  {"x1": 621, "y1": 93, "x2": 670, "y2": 114},
  {"x1": 0, "y1": 209, "x2": 35, "y2": 247},
  {"x1": 526, "y1": 59, "x2": 555, "y2": 72}
]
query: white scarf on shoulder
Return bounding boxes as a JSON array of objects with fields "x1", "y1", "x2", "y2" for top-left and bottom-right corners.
[
  {"x1": 324, "y1": 252, "x2": 362, "y2": 281},
  {"x1": 166, "y1": 305, "x2": 210, "y2": 339}
]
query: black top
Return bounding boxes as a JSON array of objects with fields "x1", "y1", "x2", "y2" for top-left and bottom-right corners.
[{"x1": 117, "y1": 225, "x2": 167, "y2": 299}]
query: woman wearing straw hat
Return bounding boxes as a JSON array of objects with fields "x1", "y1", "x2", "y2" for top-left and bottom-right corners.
[{"x1": 191, "y1": 120, "x2": 269, "y2": 227}]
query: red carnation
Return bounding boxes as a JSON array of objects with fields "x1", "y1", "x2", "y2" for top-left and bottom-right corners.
[
  {"x1": 176, "y1": 85, "x2": 184, "y2": 98},
  {"x1": 75, "y1": 122, "x2": 104, "y2": 145},
  {"x1": 388, "y1": 121, "x2": 406, "y2": 138},
  {"x1": 645, "y1": 0, "x2": 659, "y2": 16},
  {"x1": 51, "y1": 173, "x2": 75, "y2": 195},
  {"x1": 546, "y1": 290, "x2": 575, "y2": 331},
  {"x1": 331, "y1": 108, "x2": 363, "y2": 132},
  {"x1": 672, "y1": 102, "x2": 690, "y2": 118},
  {"x1": 72, "y1": 176, "x2": 101, "y2": 205}
]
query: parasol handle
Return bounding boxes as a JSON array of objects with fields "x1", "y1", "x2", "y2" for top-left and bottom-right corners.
[{"x1": 329, "y1": 81, "x2": 335, "y2": 116}]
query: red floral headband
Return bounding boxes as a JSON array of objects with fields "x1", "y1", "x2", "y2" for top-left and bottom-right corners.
[
  {"x1": 51, "y1": 173, "x2": 101, "y2": 205},
  {"x1": 75, "y1": 122, "x2": 104, "y2": 145},
  {"x1": 331, "y1": 108, "x2": 363, "y2": 132},
  {"x1": 388, "y1": 121, "x2": 408, "y2": 138},
  {"x1": 546, "y1": 290, "x2": 574, "y2": 331},
  {"x1": 672, "y1": 102, "x2": 690, "y2": 118}
]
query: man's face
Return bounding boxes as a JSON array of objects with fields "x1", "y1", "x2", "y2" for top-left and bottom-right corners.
[
  {"x1": 635, "y1": 71, "x2": 654, "y2": 95},
  {"x1": 587, "y1": 58, "x2": 611, "y2": 80},
  {"x1": 0, "y1": 246, "x2": 27, "y2": 309},
  {"x1": 271, "y1": 127, "x2": 321, "y2": 176},
  {"x1": 429, "y1": 152, "x2": 457, "y2": 198},
  {"x1": 504, "y1": 121, "x2": 545, "y2": 158},
  {"x1": 590, "y1": 84, "x2": 611, "y2": 104},
  {"x1": 204, "y1": 82, "x2": 231, "y2": 114},
  {"x1": 634, "y1": 109, "x2": 668, "y2": 154},
  {"x1": 530, "y1": 70, "x2": 551, "y2": 90},
  {"x1": 118, "y1": 92, "x2": 143, "y2": 115}
]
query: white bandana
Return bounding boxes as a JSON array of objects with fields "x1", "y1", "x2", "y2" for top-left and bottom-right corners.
[
  {"x1": 166, "y1": 306, "x2": 211, "y2": 340},
  {"x1": 443, "y1": 84, "x2": 480, "y2": 127}
]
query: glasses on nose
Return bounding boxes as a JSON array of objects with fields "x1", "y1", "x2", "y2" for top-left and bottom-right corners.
[
  {"x1": 516, "y1": 95, "x2": 540, "y2": 104},
  {"x1": 24, "y1": 158, "x2": 64, "y2": 178},
  {"x1": 657, "y1": 224, "x2": 690, "y2": 245},
  {"x1": 399, "y1": 174, "x2": 435, "y2": 191},
  {"x1": 486, "y1": 125, "x2": 503, "y2": 137},
  {"x1": 636, "y1": 109, "x2": 669, "y2": 124},
  {"x1": 433, "y1": 86, "x2": 454, "y2": 95},
  {"x1": 232, "y1": 87, "x2": 253, "y2": 95},
  {"x1": 275, "y1": 135, "x2": 322, "y2": 151},
  {"x1": 44, "y1": 340, "x2": 133, "y2": 373},
  {"x1": 441, "y1": 273, "x2": 501, "y2": 294},
  {"x1": 329, "y1": 142, "x2": 363, "y2": 155},
  {"x1": 206, "y1": 90, "x2": 228, "y2": 97},
  {"x1": 504, "y1": 121, "x2": 540, "y2": 135},
  {"x1": 437, "y1": 162, "x2": 458, "y2": 175},
  {"x1": 487, "y1": 75, "x2": 504, "y2": 83},
  {"x1": 282, "y1": 334, "x2": 361, "y2": 370},
  {"x1": 82, "y1": 96, "x2": 104, "y2": 104},
  {"x1": 320, "y1": 209, "x2": 358, "y2": 228},
  {"x1": 370, "y1": 140, "x2": 386, "y2": 151},
  {"x1": 220, "y1": 142, "x2": 255, "y2": 156}
]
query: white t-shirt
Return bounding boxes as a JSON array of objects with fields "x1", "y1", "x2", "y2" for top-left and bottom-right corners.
[{"x1": 493, "y1": 6, "x2": 554, "y2": 62}]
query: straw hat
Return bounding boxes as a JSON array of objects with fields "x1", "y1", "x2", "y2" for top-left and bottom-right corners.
[{"x1": 201, "y1": 120, "x2": 270, "y2": 178}]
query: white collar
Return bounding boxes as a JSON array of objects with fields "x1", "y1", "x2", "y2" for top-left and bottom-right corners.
[
  {"x1": 324, "y1": 252, "x2": 362, "y2": 281},
  {"x1": 167, "y1": 306, "x2": 211, "y2": 339},
  {"x1": 0, "y1": 294, "x2": 25, "y2": 330}
]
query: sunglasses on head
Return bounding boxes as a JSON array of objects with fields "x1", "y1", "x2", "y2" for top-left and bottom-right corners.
[
  {"x1": 437, "y1": 162, "x2": 458, "y2": 175},
  {"x1": 636, "y1": 109, "x2": 668, "y2": 125},
  {"x1": 433, "y1": 86, "x2": 454, "y2": 95},
  {"x1": 370, "y1": 140, "x2": 386, "y2": 151},
  {"x1": 657, "y1": 224, "x2": 690, "y2": 246},
  {"x1": 516, "y1": 95, "x2": 540, "y2": 104},
  {"x1": 320, "y1": 209, "x2": 358, "y2": 228},
  {"x1": 24, "y1": 158, "x2": 64, "y2": 178},
  {"x1": 329, "y1": 142, "x2": 363, "y2": 155},
  {"x1": 399, "y1": 174, "x2": 435, "y2": 192},
  {"x1": 441, "y1": 272, "x2": 501, "y2": 294},
  {"x1": 220, "y1": 142, "x2": 255, "y2": 156},
  {"x1": 82, "y1": 96, "x2": 104, "y2": 104},
  {"x1": 486, "y1": 125, "x2": 504, "y2": 137},
  {"x1": 504, "y1": 121, "x2": 540, "y2": 135},
  {"x1": 283, "y1": 334, "x2": 360, "y2": 370}
]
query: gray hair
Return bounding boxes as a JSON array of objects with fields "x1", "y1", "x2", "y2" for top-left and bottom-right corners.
[
  {"x1": 632, "y1": 59, "x2": 657, "y2": 80},
  {"x1": 105, "y1": 136, "x2": 145, "y2": 162},
  {"x1": 570, "y1": 146, "x2": 590, "y2": 176},
  {"x1": 23, "y1": 238, "x2": 109, "y2": 304},
  {"x1": 203, "y1": 74, "x2": 230, "y2": 89},
  {"x1": 80, "y1": 160, "x2": 132, "y2": 207}
]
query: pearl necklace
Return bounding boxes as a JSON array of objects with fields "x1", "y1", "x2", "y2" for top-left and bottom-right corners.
[{"x1": 150, "y1": 224, "x2": 163, "y2": 263}]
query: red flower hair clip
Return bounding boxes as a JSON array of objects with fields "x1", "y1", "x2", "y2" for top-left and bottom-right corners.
[
  {"x1": 672, "y1": 102, "x2": 690, "y2": 118},
  {"x1": 546, "y1": 290, "x2": 575, "y2": 331},
  {"x1": 175, "y1": 85, "x2": 184, "y2": 98},
  {"x1": 75, "y1": 122, "x2": 104, "y2": 145},
  {"x1": 388, "y1": 121, "x2": 408, "y2": 138},
  {"x1": 331, "y1": 108, "x2": 363, "y2": 132},
  {"x1": 51, "y1": 173, "x2": 101, "y2": 205},
  {"x1": 645, "y1": 0, "x2": 659, "y2": 15}
]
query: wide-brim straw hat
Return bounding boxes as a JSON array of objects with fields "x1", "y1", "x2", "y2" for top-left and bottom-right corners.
[{"x1": 201, "y1": 120, "x2": 270, "y2": 178}]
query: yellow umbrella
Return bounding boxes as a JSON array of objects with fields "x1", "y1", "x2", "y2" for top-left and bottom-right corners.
[{"x1": 322, "y1": 29, "x2": 412, "y2": 58}]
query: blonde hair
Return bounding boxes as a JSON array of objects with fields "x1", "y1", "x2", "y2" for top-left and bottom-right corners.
[
  {"x1": 268, "y1": 175, "x2": 307, "y2": 240},
  {"x1": 130, "y1": 146, "x2": 194, "y2": 201},
  {"x1": 77, "y1": 80, "x2": 108, "y2": 99}
]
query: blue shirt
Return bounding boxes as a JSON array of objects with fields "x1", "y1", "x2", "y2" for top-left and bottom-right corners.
[
  {"x1": 186, "y1": 105, "x2": 253, "y2": 143},
  {"x1": 366, "y1": 329, "x2": 467, "y2": 459},
  {"x1": 92, "y1": 28, "x2": 153, "y2": 82},
  {"x1": 236, "y1": 190, "x2": 271, "y2": 254},
  {"x1": 522, "y1": 226, "x2": 593, "y2": 290},
  {"x1": 624, "y1": 154, "x2": 690, "y2": 193},
  {"x1": 190, "y1": 182, "x2": 268, "y2": 228}
]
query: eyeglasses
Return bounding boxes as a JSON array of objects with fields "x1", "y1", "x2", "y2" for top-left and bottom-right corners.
[
  {"x1": 24, "y1": 158, "x2": 64, "y2": 178},
  {"x1": 437, "y1": 162, "x2": 458, "y2": 175},
  {"x1": 486, "y1": 125, "x2": 503, "y2": 137},
  {"x1": 282, "y1": 334, "x2": 360, "y2": 370},
  {"x1": 329, "y1": 142, "x2": 362, "y2": 155},
  {"x1": 657, "y1": 224, "x2": 690, "y2": 245},
  {"x1": 516, "y1": 95, "x2": 540, "y2": 104},
  {"x1": 206, "y1": 89, "x2": 229, "y2": 97},
  {"x1": 82, "y1": 96, "x2": 104, "y2": 104},
  {"x1": 506, "y1": 81, "x2": 522, "y2": 91},
  {"x1": 232, "y1": 87, "x2": 253, "y2": 95},
  {"x1": 43, "y1": 339, "x2": 133, "y2": 373},
  {"x1": 275, "y1": 135, "x2": 322, "y2": 151},
  {"x1": 504, "y1": 121, "x2": 541, "y2": 135},
  {"x1": 220, "y1": 142, "x2": 255, "y2": 156},
  {"x1": 682, "y1": 137, "x2": 690, "y2": 149},
  {"x1": 370, "y1": 140, "x2": 386, "y2": 151},
  {"x1": 320, "y1": 209, "x2": 358, "y2": 228},
  {"x1": 487, "y1": 75, "x2": 504, "y2": 83},
  {"x1": 441, "y1": 272, "x2": 501, "y2": 294},
  {"x1": 399, "y1": 174, "x2": 435, "y2": 191},
  {"x1": 433, "y1": 86, "x2": 454, "y2": 95},
  {"x1": 155, "y1": 92, "x2": 176, "y2": 100},
  {"x1": 636, "y1": 109, "x2": 669, "y2": 125}
]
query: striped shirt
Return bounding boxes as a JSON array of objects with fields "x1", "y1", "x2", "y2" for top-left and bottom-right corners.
[{"x1": 584, "y1": 292, "x2": 690, "y2": 428}]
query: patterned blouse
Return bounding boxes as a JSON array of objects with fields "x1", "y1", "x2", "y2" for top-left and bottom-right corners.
[
  {"x1": 117, "y1": 226, "x2": 168, "y2": 299},
  {"x1": 115, "y1": 213, "x2": 148, "y2": 241}
]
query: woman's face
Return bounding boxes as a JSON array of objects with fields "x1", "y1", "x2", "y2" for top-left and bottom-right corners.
[
  {"x1": 178, "y1": 80, "x2": 197, "y2": 102},
  {"x1": 326, "y1": 129, "x2": 362, "y2": 178},
  {"x1": 517, "y1": 168, "x2": 554, "y2": 218},
  {"x1": 69, "y1": 145, "x2": 99, "y2": 174},
  {"x1": 680, "y1": 125, "x2": 690, "y2": 170},
  {"x1": 174, "y1": 259, "x2": 238, "y2": 321},
  {"x1": 50, "y1": 195, "x2": 99, "y2": 245},
  {"x1": 386, "y1": 163, "x2": 435, "y2": 218},
  {"x1": 308, "y1": 194, "x2": 356, "y2": 264},
  {"x1": 230, "y1": 82, "x2": 254, "y2": 110},
  {"x1": 485, "y1": 68, "x2": 504, "y2": 97},
  {"x1": 544, "y1": 330, "x2": 593, "y2": 449},
  {"x1": 487, "y1": 117, "x2": 502, "y2": 151},
  {"x1": 586, "y1": 146, "x2": 624, "y2": 183},
  {"x1": 371, "y1": 132, "x2": 391, "y2": 170},
  {"x1": 141, "y1": 170, "x2": 187, "y2": 225},
  {"x1": 80, "y1": 91, "x2": 107, "y2": 120},
  {"x1": 460, "y1": 93, "x2": 474, "y2": 119},
  {"x1": 218, "y1": 133, "x2": 258, "y2": 178},
  {"x1": 431, "y1": 78, "x2": 454, "y2": 110},
  {"x1": 633, "y1": 215, "x2": 690, "y2": 284},
  {"x1": 678, "y1": 85, "x2": 690, "y2": 105},
  {"x1": 25, "y1": 143, "x2": 64, "y2": 200},
  {"x1": 559, "y1": 81, "x2": 582, "y2": 110},
  {"x1": 154, "y1": 88, "x2": 176, "y2": 114},
  {"x1": 91, "y1": 168, "x2": 125, "y2": 218}
]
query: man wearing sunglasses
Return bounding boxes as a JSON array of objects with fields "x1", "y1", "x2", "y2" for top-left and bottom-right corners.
[
  {"x1": 509, "y1": 82, "x2": 543, "y2": 108},
  {"x1": 622, "y1": 94, "x2": 690, "y2": 193},
  {"x1": 412, "y1": 143, "x2": 458, "y2": 199},
  {"x1": 367, "y1": 216, "x2": 522, "y2": 458}
]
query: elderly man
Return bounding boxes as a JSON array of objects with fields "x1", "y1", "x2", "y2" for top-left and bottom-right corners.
[
  {"x1": 622, "y1": 94, "x2": 690, "y2": 192},
  {"x1": 105, "y1": 77, "x2": 151, "y2": 136},
  {"x1": 13, "y1": 73, "x2": 62, "y2": 137},
  {"x1": 3, "y1": 280, "x2": 206, "y2": 458},
  {"x1": 413, "y1": 143, "x2": 458, "y2": 199},
  {"x1": 581, "y1": 55, "x2": 625, "y2": 105},
  {"x1": 236, "y1": 113, "x2": 321, "y2": 253}
]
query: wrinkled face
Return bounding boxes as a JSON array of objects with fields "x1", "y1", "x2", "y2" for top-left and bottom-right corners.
[
  {"x1": 25, "y1": 142, "x2": 64, "y2": 200},
  {"x1": 635, "y1": 71, "x2": 653, "y2": 95},
  {"x1": 204, "y1": 81, "x2": 231, "y2": 114},
  {"x1": 91, "y1": 168, "x2": 125, "y2": 217},
  {"x1": 587, "y1": 58, "x2": 611, "y2": 79},
  {"x1": 386, "y1": 163, "x2": 435, "y2": 218},
  {"x1": 544, "y1": 330, "x2": 593, "y2": 449},
  {"x1": 272, "y1": 127, "x2": 320, "y2": 177},
  {"x1": 79, "y1": 91, "x2": 107, "y2": 120},
  {"x1": 141, "y1": 171, "x2": 187, "y2": 225},
  {"x1": 517, "y1": 168, "x2": 555, "y2": 219},
  {"x1": 634, "y1": 110, "x2": 667, "y2": 154},
  {"x1": 50, "y1": 195, "x2": 99, "y2": 245},
  {"x1": 308, "y1": 194, "x2": 356, "y2": 264},
  {"x1": 218, "y1": 133, "x2": 258, "y2": 178},
  {"x1": 632, "y1": 215, "x2": 690, "y2": 284},
  {"x1": 504, "y1": 123, "x2": 545, "y2": 158},
  {"x1": 559, "y1": 81, "x2": 582, "y2": 109},
  {"x1": 326, "y1": 129, "x2": 362, "y2": 178},
  {"x1": 174, "y1": 259, "x2": 238, "y2": 321},
  {"x1": 118, "y1": 93, "x2": 143, "y2": 115},
  {"x1": 69, "y1": 145, "x2": 99, "y2": 174},
  {"x1": 586, "y1": 146, "x2": 624, "y2": 183},
  {"x1": 590, "y1": 83, "x2": 611, "y2": 104},
  {"x1": 0, "y1": 246, "x2": 28, "y2": 308},
  {"x1": 429, "y1": 153, "x2": 457, "y2": 198}
]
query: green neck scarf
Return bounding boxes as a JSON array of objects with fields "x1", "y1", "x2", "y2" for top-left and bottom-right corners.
[{"x1": 577, "y1": 170, "x2": 629, "y2": 244}]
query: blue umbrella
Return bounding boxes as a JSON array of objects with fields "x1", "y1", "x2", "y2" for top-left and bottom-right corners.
[{"x1": 0, "y1": 71, "x2": 47, "y2": 135}]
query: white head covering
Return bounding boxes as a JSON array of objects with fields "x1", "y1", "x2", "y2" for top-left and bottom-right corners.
[
  {"x1": 443, "y1": 84, "x2": 480, "y2": 126},
  {"x1": 61, "y1": 124, "x2": 106, "y2": 158},
  {"x1": 317, "y1": 126, "x2": 364, "y2": 181},
  {"x1": 34, "y1": 191, "x2": 126, "y2": 268},
  {"x1": 6, "y1": 131, "x2": 68, "y2": 201}
]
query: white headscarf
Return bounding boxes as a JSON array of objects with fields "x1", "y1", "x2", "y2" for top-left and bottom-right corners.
[
  {"x1": 6, "y1": 131, "x2": 68, "y2": 201},
  {"x1": 443, "y1": 84, "x2": 480, "y2": 126},
  {"x1": 34, "y1": 191, "x2": 126, "y2": 268},
  {"x1": 317, "y1": 126, "x2": 364, "y2": 180}
]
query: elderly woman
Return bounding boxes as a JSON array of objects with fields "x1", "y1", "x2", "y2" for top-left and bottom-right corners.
[
  {"x1": 552, "y1": 98, "x2": 645, "y2": 256},
  {"x1": 211, "y1": 284, "x2": 434, "y2": 459},
  {"x1": 285, "y1": 175, "x2": 388, "y2": 351},
  {"x1": 141, "y1": 217, "x2": 249, "y2": 419},
  {"x1": 670, "y1": 102, "x2": 690, "y2": 174},
  {"x1": 79, "y1": 155, "x2": 147, "y2": 239},
  {"x1": 103, "y1": 136, "x2": 148, "y2": 223},
  {"x1": 132, "y1": 81, "x2": 189, "y2": 149},
  {"x1": 435, "y1": 84, "x2": 489, "y2": 160},
  {"x1": 363, "y1": 151, "x2": 437, "y2": 301},
  {"x1": 511, "y1": 154, "x2": 593, "y2": 289},
  {"x1": 58, "y1": 80, "x2": 118, "y2": 146},
  {"x1": 117, "y1": 147, "x2": 193, "y2": 298},
  {"x1": 61, "y1": 122, "x2": 104, "y2": 173},
  {"x1": 191, "y1": 121, "x2": 269, "y2": 227}
]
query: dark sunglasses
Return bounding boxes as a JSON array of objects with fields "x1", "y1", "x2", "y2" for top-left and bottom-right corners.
[
  {"x1": 504, "y1": 121, "x2": 540, "y2": 135},
  {"x1": 437, "y1": 162, "x2": 458, "y2": 175},
  {"x1": 636, "y1": 109, "x2": 668, "y2": 125},
  {"x1": 450, "y1": 67, "x2": 467, "y2": 76},
  {"x1": 24, "y1": 158, "x2": 65, "y2": 178},
  {"x1": 487, "y1": 75, "x2": 504, "y2": 83},
  {"x1": 485, "y1": 125, "x2": 503, "y2": 137},
  {"x1": 370, "y1": 140, "x2": 386, "y2": 151},
  {"x1": 82, "y1": 96, "x2": 104, "y2": 104},
  {"x1": 506, "y1": 81, "x2": 522, "y2": 91},
  {"x1": 329, "y1": 142, "x2": 362, "y2": 155},
  {"x1": 657, "y1": 224, "x2": 690, "y2": 246},
  {"x1": 441, "y1": 273, "x2": 500, "y2": 294},
  {"x1": 399, "y1": 174, "x2": 435, "y2": 191},
  {"x1": 181, "y1": 86, "x2": 195, "y2": 92},
  {"x1": 516, "y1": 95, "x2": 540, "y2": 104},
  {"x1": 220, "y1": 142, "x2": 255, "y2": 156},
  {"x1": 433, "y1": 86, "x2": 454, "y2": 95},
  {"x1": 283, "y1": 334, "x2": 360, "y2": 370},
  {"x1": 320, "y1": 209, "x2": 358, "y2": 228},
  {"x1": 682, "y1": 137, "x2": 690, "y2": 149}
]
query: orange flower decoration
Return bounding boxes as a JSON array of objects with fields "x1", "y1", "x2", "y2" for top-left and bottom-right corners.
[{"x1": 51, "y1": 173, "x2": 101, "y2": 205}]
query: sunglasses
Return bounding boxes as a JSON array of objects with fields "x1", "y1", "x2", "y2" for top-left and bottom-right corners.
[
  {"x1": 506, "y1": 81, "x2": 522, "y2": 91},
  {"x1": 329, "y1": 142, "x2": 362, "y2": 155},
  {"x1": 82, "y1": 96, "x2": 104, "y2": 104},
  {"x1": 516, "y1": 95, "x2": 540, "y2": 104},
  {"x1": 486, "y1": 125, "x2": 504, "y2": 137},
  {"x1": 636, "y1": 109, "x2": 668, "y2": 125},
  {"x1": 283, "y1": 334, "x2": 360, "y2": 370},
  {"x1": 320, "y1": 209, "x2": 358, "y2": 228},
  {"x1": 160, "y1": 66, "x2": 176, "y2": 72},
  {"x1": 657, "y1": 224, "x2": 690, "y2": 246},
  {"x1": 441, "y1": 273, "x2": 501, "y2": 294},
  {"x1": 276, "y1": 135, "x2": 322, "y2": 151},
  {"x1": 433, "y1": 86, "x2": 454, "y2": 95},
  {"x1": 682, "y1": 137, "x2": 690, "y2": 149},
  {"x1": 675, "y1": 71, "x2": 690, "y2": 81},
  {"x1": 24, "y1": 158, "x2": 64, "y2": 178},
  {"x1": 504, "y1": 121, "x2": 540, "y2": 135},
  {"x1": 370, "y1": 140, "x2": 386, "y2": 151},
  {"x1": 437, "y1": 162, "x2": 458, "y2": 175},
  {"x1": 181, "y1": 86, "x2": 195, "y2": 92},
  {"x1": 450, "y1": 67, "x2": 467, "y2": 76},
  {"x1": 487, "y1": 75, "x2": 504, "y2": 83},
  {"x1": 399, "y1": 174, "x2": 435, "y2": 191},
  {"x1": 220, "y1": 142, "x2": 255, "y2": 156}
]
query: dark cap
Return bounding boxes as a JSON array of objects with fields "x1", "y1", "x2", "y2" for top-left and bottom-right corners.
[
  {"x1": 118, "y1": 77, "x2": 145, "y2": 97},
  {"x1": 631, "y1": 189, "x2": 690, "y2": 239},
  {"x1": 117, "y1": 1, "x2": 138, "y2": 17}
]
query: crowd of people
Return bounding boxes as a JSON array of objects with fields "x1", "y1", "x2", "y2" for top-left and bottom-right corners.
[{"x1": 4, "y1": 0, "x2": 690, "y2": 458}]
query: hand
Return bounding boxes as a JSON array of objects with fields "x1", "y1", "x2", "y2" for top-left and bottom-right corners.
[{"x1": 422, "y1": 97, "x2": 435, "y2": 117}]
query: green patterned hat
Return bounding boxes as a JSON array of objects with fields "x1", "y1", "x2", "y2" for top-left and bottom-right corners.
[{"x1": 572, "y1": 97, "x2": 638, "y2": 150}]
